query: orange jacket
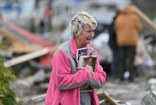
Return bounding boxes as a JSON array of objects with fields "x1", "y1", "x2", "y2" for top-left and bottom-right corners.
[{"x1": 115, "y1": 6, "x2": 142, "y2": 46}]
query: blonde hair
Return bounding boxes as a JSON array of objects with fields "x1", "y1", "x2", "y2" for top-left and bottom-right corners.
[{"x1": 70, "y1": 11, "x2": 97, "y2": 38}]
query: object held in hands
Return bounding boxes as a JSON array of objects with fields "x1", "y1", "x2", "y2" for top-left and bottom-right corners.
[{"x1": 78, "y1": 52, "x2": 97, "y2": 92}]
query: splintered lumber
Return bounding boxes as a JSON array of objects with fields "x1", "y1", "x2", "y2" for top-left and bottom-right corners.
[
  {"x1": 3, "y1": 45, "x2": 59, "y2": 67},
  {"x1": 0, "y1": 27, "x2": 42, "y2": 53},
  {"x1": 0, "y1": 27, "x2": 24, "y2": 42},
  {"x1": 31, "y1": 93, "x2": 46, "y2": 101},
  {"x1": 138, "y1": 40, "x2": 152, "y2": 61},
  {"x1": 142, "y1": 37, "x2": 154, "y2": 45},
  {"x1": 3, "y1": 41, "x2": 42, "y2": 53},
  {"x1": 97, "y1": 92, "x2": 118, "y2": 105},
  {"x1": 4, "y1": 48, "x2": 49, "y2": 67},
  {"x1": 132, "y1": 6, "x2": 155, "y2": 64},
  {"x1": 132, "y1": 6, "x2": 156, "y2": 34}
]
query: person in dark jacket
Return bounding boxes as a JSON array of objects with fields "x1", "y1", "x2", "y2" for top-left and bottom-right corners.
[
  {"x1": 39, "y1": 19, "x2": 45, "y2": 34},
  {"x1": 108, "y1": 9, "x2": 121, "y2": 80}
]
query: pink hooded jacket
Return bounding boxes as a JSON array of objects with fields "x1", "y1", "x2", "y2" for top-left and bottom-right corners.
[{"x1": 45, "y1": 38, "x2": 106, "y2": 105}]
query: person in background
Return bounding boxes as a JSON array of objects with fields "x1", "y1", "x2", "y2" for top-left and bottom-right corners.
[
  {"x1": 44, "y1": 4, "x2": 54, "y2": 32},
  {"x1": 0, "y1": 12, "x2": 3, "y2": 24},
  {"x1": 39, "y1": 19, "x2": 45, "y2": 34},
  {"x1": 45, "y1": 11, "x2": 106, "y2": 105},
  {"x1": 115, "y1": 6, "x2": 142, "y2": 82},
  {"x1": 108, "y1": 9, "x2": 121, "y2": 80},
  {"x1": 29, "y1": 18, "x2": 35, "y2": 33}
]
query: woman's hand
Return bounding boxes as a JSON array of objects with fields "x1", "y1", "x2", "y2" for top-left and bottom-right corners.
[
  {"x1": 86, "y1": 65, "x2": 94, "y2": 76},
  {"x1": 77, "y1": 65, "x2": 94, "y2": 76},
  {"x1": 77, "y1": 67, "x2": 84, "y2": 71}
]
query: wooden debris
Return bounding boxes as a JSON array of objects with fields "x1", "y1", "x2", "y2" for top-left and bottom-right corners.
[
  {"x1": 132, "y1": 6, "x2": 156, "y2": 34},
  {"x1": 0, "y1": 27, "x2": 42, "y2": 53},
  {"x1": 0, "y1": 50, "x2": 12, "y2": 57},
  {"x1": 97, "y1": 92, "x2": 118, "y2": 105},
  {"x1": 4, "y1": 48, "x2": 49, "y2": 67},
  {"x1": 142, "y1": 37, "x2": 154, "y2": 45},
  {"x1": 137, "y1": 40, "x2": 153, "y2": 61},
  {"x1": 31, "y1": 93, "x2": 46, "y2": 102},
  {"x1": 3, "y1": 45, "x2": 59, "y2": 67},
  {"x1": 3, "y1": 41, "x2": 42, "y2": 54},
  {"x1": 0, "y1": 28, "x2": 24, "y2": 42}
]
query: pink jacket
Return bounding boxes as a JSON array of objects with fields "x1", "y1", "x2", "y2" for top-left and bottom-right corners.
[{"x1": 45, "y1": 38, "x2": 106, "y2": 105}]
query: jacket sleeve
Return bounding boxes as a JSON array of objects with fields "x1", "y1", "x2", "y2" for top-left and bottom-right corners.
[
  {"x1": 135, "y1": 16, "x2": 142, "y2": 32},
  {"x1": 89, "y1": 53, "x2": 106, "y2": 89},
  {"x1": 53, "y1": 50, "x2": 91, "y2": 90}
]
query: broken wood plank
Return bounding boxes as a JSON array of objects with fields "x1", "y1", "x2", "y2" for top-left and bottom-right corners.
[
  {"x1": 138, "y1": 40, "x2": 152, "y2": 61},
  {"x1": 0, "y1": 27, "x2": 25, "y2": 43},
  {"x1": 3, "y1": 45, "x2": 59, "y2": 67},
  {"x1": 4, "y1": 48, "x2": 49, "y2": 67},
  {"x1": 0, "y1": 27, "x2": 43, "y2": 53},
  {"x1": 142, "y1": 37, "x2": 154, "y2": 45},
  {"x1": 97, "y1": 92, "x2": 118, "y2": 105},
  {"x1": 31, "y1": 93, "x2": 46, "y2": 102},
  {"x1": 132, "y1": 6, "x2": 156, "y2": 34},
  {"x1": 3, "y1": 41, "x2": 42, "y2": 54}
]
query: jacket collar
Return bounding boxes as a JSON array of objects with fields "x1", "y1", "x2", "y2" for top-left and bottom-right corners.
[
  {"x1": 70, "y1": 38, "x2": 77, "y2": 60},
  {"x1": 70, "y1": 38, "x2": 89, "y2": 61}
]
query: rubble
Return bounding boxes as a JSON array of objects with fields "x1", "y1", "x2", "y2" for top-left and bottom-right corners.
[
  {"x1": 0, "y1": 3, "x2": 156, "y2": 105},
  {"x1": 141, "y1": 90, "x2": 156, "y2": 105}
]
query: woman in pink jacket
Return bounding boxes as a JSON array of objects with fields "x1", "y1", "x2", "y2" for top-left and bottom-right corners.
[{"x1": 45, "y1": 11, "x2": 106, "y2": 105}]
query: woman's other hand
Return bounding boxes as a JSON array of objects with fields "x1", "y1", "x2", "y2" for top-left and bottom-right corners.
[{"x1": 86, "y1": 65, "x2": 94, "y2": 75}]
